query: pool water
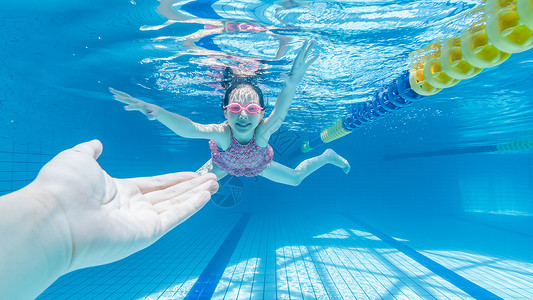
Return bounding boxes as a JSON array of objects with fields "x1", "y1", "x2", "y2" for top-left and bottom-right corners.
[{"x1": 1, "y1": 0, "x2": 533, "y2": 299}]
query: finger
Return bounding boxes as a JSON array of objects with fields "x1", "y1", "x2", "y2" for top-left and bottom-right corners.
[
  {"x1": 109, "y1": 87, "x2": 131, "y2": 97},
  {"x1": 160, "y1": 190, "x2": 211, "y2": 233},
  {"x1": 109, "y1": 88, "x2": 137, "y2": 105},
  {"x1": 205, "y1": 174, "x2": 219, "y2": 194},
  {"x1": 109, "y1": 88, "x2": 132, "y2": 99},
  {"x1": 124, "y1": 104, "x2": 140, "y2": 111},
  {"x1": 303, "y1": 40, "x2": 314, "y2": 59},
  {"x1": 294, "y1": 39, "x2": 309, "y2": 62},
  {"x1": 156, "y1": 178, "x2": 219, "y2": 213},
  {"x1": 145, "y1": 173, "x2": 217, "y2": 204},
  {"x1": 71, "y1": 139, "x2": 103, "y2": 160},
  {"x1": 158, "y1": 180, "x2": 217, "y2": 233},
  {"x1": 128, "y1": 171, "x2": 202, "y2": 194},
  {"x1": 113, "y1": 95, "x2": 136, "y2": 105},
  {"x1": 153, "y1": 178, "x2": 218, "y2": 213},
  {"x1": 305, "y1": 53, "x2": 320, "y2": 67},
  {"x1": 280, "y1": 73, "x2": 289, "y2": 81}
]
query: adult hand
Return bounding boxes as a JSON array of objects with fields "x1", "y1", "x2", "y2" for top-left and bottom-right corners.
[
  {"x1": 109, "y1": 87, "x2": 160, "y2": 120},
  {"x1": 281, "y1": 40, "x2": 319, "y2": 88},
  {"x1": 34, "y1": 140, "x2": 219, "y2": 272}
]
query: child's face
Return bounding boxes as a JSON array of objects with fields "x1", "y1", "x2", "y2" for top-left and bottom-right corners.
[{"x1": 224, "y1": 87, "x2": 264, "y2": 135}]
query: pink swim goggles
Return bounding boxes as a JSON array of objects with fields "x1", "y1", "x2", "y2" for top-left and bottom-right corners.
[{"x1": 224, "y1": 102, "x2": 264, "y2": 114}]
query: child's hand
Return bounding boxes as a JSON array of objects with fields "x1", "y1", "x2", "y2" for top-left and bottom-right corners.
[
  {"x1": 109, "y1": 87, "x2": 160, "y2": 120},
  {"x1": 281, "y1": 40, "x2": 319, "y2": 89}
]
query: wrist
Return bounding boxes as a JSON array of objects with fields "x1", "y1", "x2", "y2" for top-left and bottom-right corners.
[
  {"x1": 280, "y1": 85, "x2": 297, "y2": 99},
  {"x1": 31, "y1": 180, "x2": 74, "y2": 274},
  {"x1": 0, "y1": 182, "x2": 73, "y2": 299},
  {"x1": 152, "y1": 105, "x2": 166, "y2": 120}
]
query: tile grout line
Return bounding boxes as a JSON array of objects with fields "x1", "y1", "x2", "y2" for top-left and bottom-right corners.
[
  {"x1": 344, "y1": 214, "x2": 503, "y2": 300},
  {"x1": 183, "y1": 213, "x2": 251, "y2": 300}
]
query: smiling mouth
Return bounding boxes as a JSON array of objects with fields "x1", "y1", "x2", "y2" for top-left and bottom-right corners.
[{"x1": 236, "y1": 123, "x2": 251, "y2": 128}]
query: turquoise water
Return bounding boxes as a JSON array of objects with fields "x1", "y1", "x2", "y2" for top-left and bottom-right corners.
[{"x1": 2, "y1": 0, "x2": 533, "y2": 299}]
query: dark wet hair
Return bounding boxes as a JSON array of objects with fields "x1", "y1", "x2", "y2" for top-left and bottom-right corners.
[
  {"x1": 223, "y1": 83, "x2": 265, "y2": 109},
  {"x1": 221, "y1": 67, "x2": 265, "y2": 110}
]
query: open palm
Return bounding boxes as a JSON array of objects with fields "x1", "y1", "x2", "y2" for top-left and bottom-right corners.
[{"x1": 35, "y1": 140, "x2": 218, "y2": 271}]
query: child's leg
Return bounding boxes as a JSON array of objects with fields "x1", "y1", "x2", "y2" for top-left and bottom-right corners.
[
  {"x1": 260, "y1": 149, "x2": 350, "y2": 186},
  {"x1": 197, "y1": 159, "x2": 228, "y2": 180}
]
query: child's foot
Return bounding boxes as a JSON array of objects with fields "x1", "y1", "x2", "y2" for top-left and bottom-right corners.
[{"x1": 323, "y1": 149, "x2": 350, "y2": 174}]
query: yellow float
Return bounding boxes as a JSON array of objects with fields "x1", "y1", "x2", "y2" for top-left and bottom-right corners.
[
  {"x1": 485, "y1": 0, "x2": 533, "y2": 53},
  {"x1": 320, "y1": 119, "x2": 350, "y2": 143},
  {"x1": 440, "y1": 37, "x2": 484, "y2": 79},
  {"x1": 423, "y1": 43, "x2": 462, "y2": 88},
  {"x1": 517, "y1": 0, "x2": 533, "y2": 29},
  {"x1": 306, "y1": 0, "x2": 533, "y2": 152},
  {"x1": 409, "y1": 61, "x2": 442, "y2": 96},
  {"x1": 460, "y1": 21, "x2": 511, "y2": 68}
]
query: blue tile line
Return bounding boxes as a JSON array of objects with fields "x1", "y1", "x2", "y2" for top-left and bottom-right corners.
[
  {"x1": 184, "y1": 213, "x2": 251, "y2": 300},
  {"x1": 344, "y1": 214, "x2": 503, "y2": 300}
]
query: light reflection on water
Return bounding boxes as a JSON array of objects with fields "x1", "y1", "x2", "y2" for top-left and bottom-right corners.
[
  {"x1": 143, "y1": 0, "x2": 485, "y2": 131},
  {"x1": 1, "y1": 0, "x2": 532, "y2": 153}
]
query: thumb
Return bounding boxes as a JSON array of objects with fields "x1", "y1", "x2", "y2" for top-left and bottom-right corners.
[{"x1": 72, "y1": 140, "x2": 103, "y2": 160}]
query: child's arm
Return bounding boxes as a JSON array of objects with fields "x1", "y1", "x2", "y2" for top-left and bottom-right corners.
[
  {"x1": 110, "y1": 88, "x2": 227, "y2": 142},
  {"x1": 256, "y1": 41, "x2": 319, "y2": 145}
]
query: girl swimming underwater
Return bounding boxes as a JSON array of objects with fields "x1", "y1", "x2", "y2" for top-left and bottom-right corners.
[{"x1": 110, "y1": 41, "x2": 350, "y2": 186}]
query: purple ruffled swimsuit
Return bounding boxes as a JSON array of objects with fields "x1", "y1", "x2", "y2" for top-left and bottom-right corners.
[{"x1": 209, "y1": 132, "x2": 274, "y2": 177}]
